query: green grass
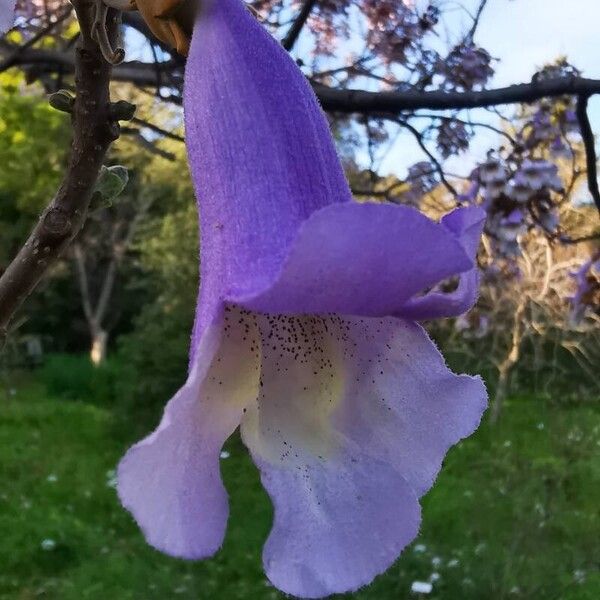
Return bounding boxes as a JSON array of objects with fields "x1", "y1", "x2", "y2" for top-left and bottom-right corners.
[{"x1": 0, "y1": 382, "x2": 599, "y2": 599}]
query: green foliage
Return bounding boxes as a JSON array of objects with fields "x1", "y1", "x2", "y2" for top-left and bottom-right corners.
[
  {"x1": 0, "y1": 85, "x2": 70, "y2": 266},
  {"x1": 114, "y1": 202, "x2": 199, "y2": 420},
  {"x1": 39, "y1": 354, "x2": 124, "y2": 405},
  {"x1": 1, "y1": 382, "x2": 599, "y2": 599}
]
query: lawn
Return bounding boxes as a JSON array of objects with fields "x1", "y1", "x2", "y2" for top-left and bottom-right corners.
[{"x1": 0, "y1": 380, "x2": 599, "y2": 599}]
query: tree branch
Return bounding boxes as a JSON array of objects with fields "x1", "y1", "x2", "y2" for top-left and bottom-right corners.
[
  {"x1": 0, "y1": 1, "x2": 121, "y2": 341},
  {"x1": 315, "y1": 77, "x2": 600, "y2": 114},
  {"x1": 576, "y1": 94, "x2": 600, "y2": 215},
  {"x1": 282, "y1": 0, "x2": 318, "y2": 51},
  {"x1": 8, "y1": 41, "x2": 600, "y2": 117}
]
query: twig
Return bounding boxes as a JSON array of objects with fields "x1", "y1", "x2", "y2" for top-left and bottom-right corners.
[
  {"x1": 396, "y1": 118, "x2": 458, "y2": 198},
  {"x1": 0, "y1": 2, "x2": 121, "y2": 340},
  {"x1": 465, "y1": 0, "x2": 489, "y2": 43},
  {"x1": 120, "y1": 126, "x2": 177, "y2": 160},
  {"x1": 315, "y1": 77, "x2": 600, "y2": 114},
  {"x1": 9, "y1": 42, "x2": 600, "y2": 116},
  {"x1": 575, "y1": 94, "x2": 600, "y2": 215},
  {"x1": 131, "y1": 116, "x2": 184, "y2": 141},
  {"x1": 282, "y1": 0, "x2": 318, "y2": 51}
]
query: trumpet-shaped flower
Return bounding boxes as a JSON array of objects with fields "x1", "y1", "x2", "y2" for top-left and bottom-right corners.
[{"x1": 117, "y1": 1, "x2": 487, "y2": 597}]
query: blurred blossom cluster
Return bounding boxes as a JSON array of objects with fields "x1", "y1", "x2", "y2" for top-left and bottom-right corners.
[
  {"x1": 251, "y1": 0, "x2": 494, "y2": 95},
  {"x1": 455, "y1": 312, "x2": 490, "y2": 339},
  {"x1": 401, "y1": 161, "x2": 438, "y2": 206},
  {"x1": 477, "y1": 153, "x2": 563, "y2": 257},
  {"x1": 440, "y1": 43, "x2": 494, "y2": 91},
  {"x1": 437, "y1": 119, "x2": 471, "y2": 158}
]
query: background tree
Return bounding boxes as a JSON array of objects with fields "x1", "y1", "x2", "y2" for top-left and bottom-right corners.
[{"x1": 0, "y1": 0, "x2": 598, "y2": 410}]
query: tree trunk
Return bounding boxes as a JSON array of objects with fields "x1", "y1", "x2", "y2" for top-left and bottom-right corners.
[
  {"x1": 90, "y1": 328, "x2": 108, "y2": 366},
  {"x1": 490, "y1": 299, "x2": 527, "y2": 424}
]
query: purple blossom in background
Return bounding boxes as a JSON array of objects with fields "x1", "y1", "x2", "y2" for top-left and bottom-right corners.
[
  {"x1": 457, "y1": 178, "x2": 480, "y2": 205},
  {"x1": 436, "y1": 119, "x2": 471, "y2": 158},
  {"x1": 442, "y1": 43, "x2": 494, "y2": 91},
  {"x1": 402, "y1": 161, "x2": 438, "y2": 206},
  {"x1": 117, "y1": 1, "x2": 487, "y2": 597},
  {"x1": 506, "y1": 170, "x2": 533, "y2": 204},
  {"x1": 528, "y1": 108, "x2": 557, "y2": 143}
]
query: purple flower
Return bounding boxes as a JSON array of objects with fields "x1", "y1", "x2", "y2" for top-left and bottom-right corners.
[
  {"x1": 117, "y1": 1, "x2": 487, "y2": 597},
  {"x1": 506, "y1": 171, "x2": 533, "y2": 203}
]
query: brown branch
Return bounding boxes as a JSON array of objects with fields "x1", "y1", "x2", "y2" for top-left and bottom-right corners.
[
  {"x1": 396, "y1": 118, "x2": 458, "y2": 198},
  {"x1": 559, "y1": 232, "x2": 600, "y2": 245},
  {"x1": 465, "y1": 0, "x2": 489, "y2": 43},
  {"x1": 120, "y1": 126, "x2": 177, "y2": 160},
  {"x1": 8, "y1": 40, "x2": 600, "y2": 117},
  {"x1": 282, "y1": 0, "x2": 318, "y2": 51},
  {"x1": 576, "y1": 94, "x2": 600, "y2": 215},
  {"x1": 0, "y1": 2, "x2": 121, "y2": 341},
  {"x1": 131, "y1": 116, "x2": 184, "y2": 141},
  {"x1": 314, "y1": 77, "x2": 600, "y2": 114}
]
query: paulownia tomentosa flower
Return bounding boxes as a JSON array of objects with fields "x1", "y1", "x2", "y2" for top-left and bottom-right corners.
[{"x1": 117, "y1": 0, "x2": 488, "y2": 597}]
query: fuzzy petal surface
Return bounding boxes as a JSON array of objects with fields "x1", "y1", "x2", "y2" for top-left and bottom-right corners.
[
  {"x1": 117, "y1": 309, "x2": 260, "y2": 558},
  {"x1": 233, "y1": 203, "x2": 476, "y2": 317},
  {"x1": 241, "y1": 313, "x2": 487, "y2": 597},
  {"x1": 398, "y1": 206, "x2": 486, "y2": 320},
  {"x1": 184, "y1": 0, "x2": 351, "y2": 349}
]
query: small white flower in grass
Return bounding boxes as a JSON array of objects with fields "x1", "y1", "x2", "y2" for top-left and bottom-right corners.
[
  {"x1": 411, "y1": 581, "x2": 433, "y2": 594},
  {"x1": 447, "y1": 558, "x2": 460, "y2": 568},
  {"x1": 431, "y1": 556, "x2": 442, "y2": 567},
  {"x1": 106, "y1": 469, "x2": 118, "y2": 488},
  {"x1": 219, "y1": 450, "x2": 230, "y2": 459},
  {"x1": 41, "y1": 539, "x2": 56, "y2": 551},
  {"x1": 503, "y1": 440, "x2": 511, "y2": 448},
  {"x1": 47, "y1": 474, "x2": 58, "y2": 483},
  {"x1": 475, "y1": 542, "x2": 486, "y2": 556},
  {"x1": 537, "y1": 422, "x2": 545, "y2": 430},
  {"x1": 573, "y1": 570, "x2": 586, "y2": 584},
  {"x1": 429, "y1": 572, "x2": 441, "y2": 583},
  {"x1": 413, "y1": 543, "x2": 427, "y2": 553},
  {"x1": 509, "y1": 586, "x2": 521, "y2": 594}
]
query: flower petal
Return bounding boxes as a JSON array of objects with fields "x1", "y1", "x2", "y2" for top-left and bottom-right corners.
[
  {"x1": 117, "y1": 308, "x2": 261, "y2": 558},
  {"x1": 398, "y1": 206, "x2": 486, "y2": 320},
  {"x1": 232, "y1": 203, "x2": 474, "y2": 317},
  {"x1": 185, "y1": 0, "x2": 351, "y2": 353},
  {"x1": 241, "y1": 313, "x2": 486, "y2": 597}
]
